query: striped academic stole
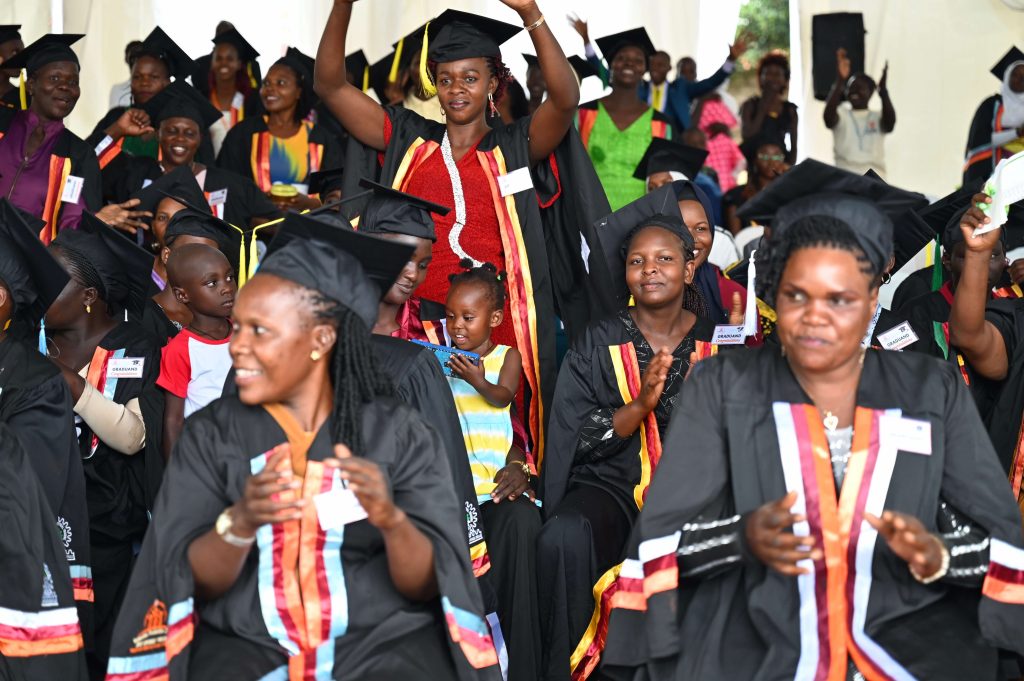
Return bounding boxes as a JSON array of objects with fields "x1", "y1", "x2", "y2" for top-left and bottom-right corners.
[
  {"x1": 773, "y1": 403, "x2": 919, "y2": 681},
  {"x1": 391, "y1": 138, "x2": 549, "y2": 464},
  {"x1": 84, "y1": 347, "x2": 126, "y2": 458},
  {"x1": 0, "y1": 602, "x2": 83, "y2": 658},
  {"x1": 106, "y1": 598, "x2": 194, "y2": 680},
  {"x1": 0, "y1": 131, "x2": 70, "y2": 243},
  {"x1": 963, "y1": 103, "x2": 1011, "y2": 174},
  {"x1": 576, "y1": 107, "x2": 672, "y2": 150},
  {"x1": 250, "y1": 120, "x2": 324, "y2": 193},
  {"x1": 95, "y1": 135, "x2": 124, "y2": 169}
]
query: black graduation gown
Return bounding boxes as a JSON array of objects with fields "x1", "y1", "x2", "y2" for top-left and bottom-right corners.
[
  {"x1": 103, "y1": 156, "x2": 279, "y2": 227},
  {"x1": 0, "y1": 423, "x2": 88, "y2": 681},
  {"x1": 963, "y1": 95, "x2": 1010, "y2": 185},
  {"x1": 105, "y1": 396, "x2": 502, "y2": 680},
  {"x1": 0, "y1": 83, "x2": 23, "y2": 110},
  {"x1": 982, "y1": 299, "x2": 1024, "y2": 477},
  {"x1": 892, "y1": 265, "x2": 944, "y2": 313},
  {"x1": 0, "y1": 337, "x2": 93, "y2": 645},
  {"x1": 601, "y1": 346, "x2": 1024, "y2": 681},
  {"x1": 0, "y1": 108, "x2": 102, "y2": 234},
  {"x1": 535, "y1": 312, "x2": 718, "y2": 681},
  {"x1": 75, "y1": 322, "x2": 164, "y2": 674},
  {"x1": 140, "y1": 298, "x2": 180, "y2": 347},
  {"x1": 216, "y1": 115, "x2": 344, "y2": 194},
  {"x1": 341, "y1": 106, "x2": 601, "y2": 466}
]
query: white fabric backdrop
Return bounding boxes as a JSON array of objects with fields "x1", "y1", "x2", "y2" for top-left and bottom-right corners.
[{"x1": 791, "y1": 0, "x2": 1024, "y2": 197}]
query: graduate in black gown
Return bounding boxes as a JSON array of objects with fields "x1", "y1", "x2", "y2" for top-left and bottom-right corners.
[
  {"x1": 0, "y1": 24, "x2": 25, "y2": 110},
  {"x1": 536, "y1": 186, "x2": 720, "y2": 681},
  {"x1": 601, "y1": 190, "x2": 1024, "y2": 681},
  {"x1": 0, "y1": 200, "x2": 93, "y2": 649},
  {"x1": 106, "y1": 213, "x2": 500, "y2": 680},
  {"x1": 46, "y1": 214, "x2": 164, "y2": 676},
  {"x1": 948, "y1": 195, "x2": 1024, "y2": 516},
  {"x1": 963, "y1": 47, "x2": 1024, "y2": 184},
  {"x1": 105, "y1": 80, "x2": 279, "y2": 231},
  {"x1": 0, "y1": 423, "x2": 87, "y2": 680}
]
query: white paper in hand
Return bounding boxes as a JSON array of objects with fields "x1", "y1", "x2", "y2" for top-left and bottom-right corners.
[
  {"x1": 742, "y1": 250, "x2": 758, "y2": 337},
  {"x1": 975, "y1": 150, "x2": 1024, "y2": 236},
  {"x1": 314, "y1": 485, "x2": 368, "y2": 531}
]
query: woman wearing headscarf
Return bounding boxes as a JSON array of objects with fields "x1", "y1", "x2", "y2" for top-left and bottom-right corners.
[
  {"x1": 600, "y1": 184, "x2": 1024, "y2": 681},
  {"x1": 963, "y1": 46, "x2": 1024, "y2": 183},
  {"x1": 218, "y1": 47, "x2": 342, "y2": 213},
  {"x1": 105, "y1": 213, "x2": 501, "y2": 680},
  {"x1": 316, "y1": 1, "x2": 586, "y2": 463},
  {"x1": 46, "y1": 214, "x2": 163, "y2": 677},
  {"x1": 537, "y1": 186, "x2": 721, "y2": 681}
]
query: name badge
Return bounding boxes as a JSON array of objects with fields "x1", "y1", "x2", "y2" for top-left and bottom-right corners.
[
  {"x1": 314, "y1": 486, "x2": 368, "y2": 531},
  {"x1": 880, "y1": 414, "x2": 932, "y2": 455},
  {"x1": 208, "y1": 188, "x2": 228, "y2": 206},
  {"x1": 61, "y1": 175, "x2": 84, "y2": 204},
  {"x1": 711, "y1": 324, "x2": 745, "y2": 345},
  {"x1": 876, "y1": 321, "x2": 919, "y2": 351},
  {"x1": 497, "y1": 167, "x2": 533, "y2": 197},
  {"x1": 107, "y1": 357, "x2": 144, "y2": 379}
]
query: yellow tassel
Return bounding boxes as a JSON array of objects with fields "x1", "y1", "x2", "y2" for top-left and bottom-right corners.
[
  {"x1": 419, "y1": 21, "x2": 437, "y2": 98},
  {"x1": 389, "y1": 38, "x2": 404, "y2": 84},
  {"x1": 362, "y1": 65, "x2": 370, "y2": 92},
  {"x1": 18, "y1": 70, "x2": 26, "y2": 110},
  {"x1": 3, "y1": 318, "x2": 10, "y2": 331},
  {"x1": 247, "y1": 62, "x2": 257, "y2": 90}
]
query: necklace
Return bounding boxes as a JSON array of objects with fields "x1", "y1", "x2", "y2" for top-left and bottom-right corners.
[
  {"x1": 823, "y1": 411, "x2": 839, "y2": 432},
  {"x1": 186, "y1": 324, "x2": 224, "y2": 341},
  {"x1": 439, "y1": 131, "x2": 479, "y2": 266}
]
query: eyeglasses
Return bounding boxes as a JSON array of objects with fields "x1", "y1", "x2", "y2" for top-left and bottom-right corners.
[{"x1": 758, "y1": 154, "x2": 785, "y2": 162}]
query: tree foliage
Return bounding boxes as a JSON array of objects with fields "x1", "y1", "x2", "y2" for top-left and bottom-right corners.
[{"x1": 736, "y1": 0, "x2": 790, "y2": 73}]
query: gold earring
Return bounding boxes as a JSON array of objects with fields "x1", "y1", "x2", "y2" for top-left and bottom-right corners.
[
  {"x1": 2, "y1": 319, "x2": 9, "y2": 331},
  {"x1": 310, "y1": 350, "x2": 322, "y2": 361},
  {"x1": 85, "y1": 304, "x2": 91, "y2": 314}
]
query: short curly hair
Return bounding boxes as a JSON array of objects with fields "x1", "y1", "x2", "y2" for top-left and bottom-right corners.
[{"x1": 757, "y1": 50, "x2": 791, "y2": 81}]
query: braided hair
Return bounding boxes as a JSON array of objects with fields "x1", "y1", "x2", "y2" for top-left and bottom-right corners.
[
  {"x1": 49, "y1": 243, "x2": 109, "y2": 311},
  {"x1": 304, "y1": 289, "x2": 394, "y2": 453},
  {"x1": 447, "y1": 258, "x2": 506, "y2": 311},
  {"x1": 426, "y1": 55, "x2": 514, "y2": 103},
  {"x1": 757, "y1": 215, "x2": 876, "y2": 308}
]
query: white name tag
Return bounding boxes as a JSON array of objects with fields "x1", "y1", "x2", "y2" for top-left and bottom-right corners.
[
  {"x1": 60, "y1": 175, "x2": 84, "y2": 204},
  {"x1": 207, "y1": 188, "x2": 228, "y2": 206},
  {"x1": 314, "y1": 486, "x2": 368, "y2": 531},
  {"x1": 106, "y1": 357, "x2": 144, "y2": 379},
  {"x1": 711, "y1": 324, "x2": 745, "y2": 345},
  {"x1": 497, "y1": 167, "x2": 533, "y2": 197},
  {"x1": 876, "y1": 321, "x2": 919, "y2": 351},
  {"x1": 880, "y1": 414, "x2": 932, "y2": 455}
]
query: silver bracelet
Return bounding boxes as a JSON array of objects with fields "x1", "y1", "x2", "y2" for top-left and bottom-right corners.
[{"x1": 910, "y1": 540, "x2": 949, "y2": 584}]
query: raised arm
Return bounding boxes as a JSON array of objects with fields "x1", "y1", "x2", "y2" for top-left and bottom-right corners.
[
  {"x1": 518, "y1": 1, "x2": 579, "y2": 164},
  {"x1": 948, "y1": 195, "x2": 1009, "y2": 380},
  {"x1": 314, "y1": 0, "x2": 387, "y2": 150},
  {"x1": 823, "y1": 48, "x2": 850, "y2": 129},
  {"x1": 878, "y1": 62, "x2": 895, "y2": 133}
]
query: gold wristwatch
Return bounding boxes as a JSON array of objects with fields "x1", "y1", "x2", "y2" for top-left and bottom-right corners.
[{"x1": 215, "y1": 508, "x2": 256, "y2": 548}]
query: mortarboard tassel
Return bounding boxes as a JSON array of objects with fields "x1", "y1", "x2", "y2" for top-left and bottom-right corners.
[
  {"x1": 389, "y1": 38, "x2": 405, "y2": 84},
  {"x1": 742, "y1": 250, "x2": 758, "y2": 338},
  {"x1": 362, "y1": 65, "x2": 370, "y2": 92},
  {"x1": 419, "y1": 22, "x2": 437, "y2": 98},
  {"x1": 247, "y1": 62, "x2": 258, "y2": 90},
  {"x1": 18, "y1": 70, "x2": 27, "y2": 110},
  {"x1": 38, "y1": 318, "x2": 47, "y2": 355}
]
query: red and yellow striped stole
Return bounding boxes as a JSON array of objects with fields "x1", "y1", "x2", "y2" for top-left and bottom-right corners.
[{"x1": 40, "y1": 155, "x2": 72, "y2": 244}]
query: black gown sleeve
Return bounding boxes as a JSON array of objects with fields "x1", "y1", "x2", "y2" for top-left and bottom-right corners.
[{"x1": 215, "y1": 123, "x2": 254, "y2": 180}]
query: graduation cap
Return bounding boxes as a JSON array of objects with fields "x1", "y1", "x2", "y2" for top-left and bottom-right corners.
[
  {"x1": 142, "y1": 79, "x2": 222, "y2": 128},
  {"x1": 308, "y1": 167, "x2": 345, "y2": 197},
  {"x1": 992, "y1": 46, "x2": 1024, "y2": 80},
  {"x1": 54, "y1": 213, "x2": 156, "y2": 318},
  {"x1": 4, "y1": 34, "x2": 84, "y2": 76},
  {"x1": 417, "y1": 10, "x2": 521, "y2": 97},
  {"x1": 275, "y1": 46, "x2": 314, "y2": 83},
  {"x1": 912, "y1": 179, "x2": 985, "y2": 253},
  {"x1": 130, "y1": 165, "x2": 210, "y2": 216},
  {"x1": 738, "y1": 160, "x2": 928, "y2": 274},
  {"x1": 389, "y1": 22, "x2": 428, "y2": 78},
  {"x1": 261, "y1": 212, "x2": 415, "y2": 329},
  {"x1": 356, "y1": 178, "x2": 450, "y2": 242},
  {"x1": 211, "y1": 27, "x2": 259, "y2": 63},
  {"x1": 522, "y1": 53, "x2": 599, "y2": 83},
  {"x1": 591, "y1": 184, "x2": 693, "y2": 306},
  {"x1": 632, "y1": 138, "x2": 709, "y2": 182},
  {"x1": 345, "y1": 50, "x2": 371, "y2": 92},
  {"x1": 137, "y1": 27, "x2": 193, "y2": 81},
  {"x1": 595, "y1": 27, "x2": 656, "y2": 64},
  {"x1": 370, "y1": 52, "x2": 399, "y2": 104},
  {"x1": 0, "y1": 199, "x2": 69, "y2": 328},
  {"x1": 0, "y1": 25, "x2": 21, "y2": 45}
]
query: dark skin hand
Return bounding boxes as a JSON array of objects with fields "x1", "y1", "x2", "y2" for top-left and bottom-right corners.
[
  {"x1": 315, "y1": 0, "x2": 578, "y2": 165},
  {"x1": 613, "y1": 348, "x2": 672, "y2": 437},
  {"x1": 746, "y1": 491, "x2": 822, "y2": 576},
  {"x1": 865, "y1": 510, "x2": 946, "y2": 580},
  {"x1": 948, "y1": 194, "x2": 1009, "y2": 380},
  {"x1": 95, "y1": 198, "x2": 153, "y2": 236},
  {"x1": 1009, "y1": 259, "x2": 1024, "y2": 285},
  {"x1": 490, "y1": 444, "x2": 535, "y2": 503},
  {"x1": 103, "y1": 107, "x2": 154, "y2": 141}
]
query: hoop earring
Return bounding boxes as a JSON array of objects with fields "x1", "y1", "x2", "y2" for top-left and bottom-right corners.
[
  {"x1": 488, "y1": 92, "x2": 498, "y2": 117},
  {"x1": 440, "y1": 105, "x2": 446, "y2": 121},
  {"x1": 881, "y1": 272, "x2": 892, "y2": 285}
]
